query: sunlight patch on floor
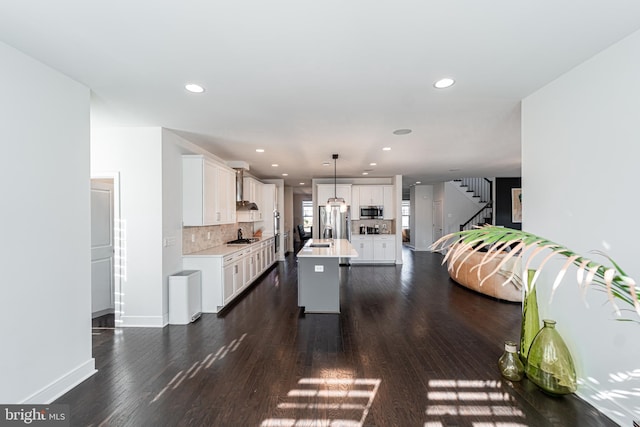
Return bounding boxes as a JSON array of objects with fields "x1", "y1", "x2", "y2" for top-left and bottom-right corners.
[
  {"x1": 424, "y1": 379, "x2": 527, "y2": 427},
  {"x1": 262, "y1": 377, "x2": 381, "y2": 427},
  {"x1": 149, "y1": 333, "x2": 247, "y2": 403}
]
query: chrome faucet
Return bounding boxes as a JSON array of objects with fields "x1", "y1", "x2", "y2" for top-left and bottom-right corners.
[{"x1": 237, "y1": 228, "x2": 243, "y2": 240}]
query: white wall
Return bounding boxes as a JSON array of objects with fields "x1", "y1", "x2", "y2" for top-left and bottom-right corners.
[
  {"x1": 522, "y1": 29, "x2": 640, "y2": 425},
  {"x1": 410, "y1": 185, "x2": 433, "y2": 251},
  {"x1": 91, "y1": 127, "x2": 165, "y2": 327},
  {"x1": 443, "y1": 181, "x2": 484, "y2": 234},
  {"x1": 161, "y1": 129, "x2": 189, "y2": 321},
  {"x1": 0, "y1": 41, "x2": 95, "y2": 402}
]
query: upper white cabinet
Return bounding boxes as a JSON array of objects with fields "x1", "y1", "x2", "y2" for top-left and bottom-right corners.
[
  {"x1": 359, "y1": 185, "x2": 384, "y2": 206},
  {"x1": 183, "y1": 155, "x2": 236, "y2": 226},
  {"x1": 317, "y1": 184, "x2": 352, "y2": 207},
  {"x1": 382, "y1": 185, "x2": 394, "y2": 220},
  {"x1": 259, "y1": 183, "x2": 278, "y2": 234},
  {"x1": 351, "y1": 185, "x2": 395, "y2": 219}
]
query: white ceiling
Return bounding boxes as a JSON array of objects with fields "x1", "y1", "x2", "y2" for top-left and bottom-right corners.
[{"x1": 3, "y1": 1, "x2": 640, "y2": 196}]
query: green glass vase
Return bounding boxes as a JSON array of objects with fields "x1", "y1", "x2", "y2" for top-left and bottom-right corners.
[
  {"x1": 519, "y1": 269, "x2": 541, "y2": 364},
  {"x1": 498, "y1": 340, "x2": 524, "y2": 381},
  {"x1": 525, "y1": 319, "x2": 577, "y2": 395}
]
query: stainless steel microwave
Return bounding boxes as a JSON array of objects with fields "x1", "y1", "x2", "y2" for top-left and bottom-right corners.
[{"x1": 360, "y1": 205, "x2": 383, "y2": 219}]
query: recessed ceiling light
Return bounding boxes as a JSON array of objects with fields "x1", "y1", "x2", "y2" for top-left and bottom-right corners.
[
  {"x1": 449, "y1": 168, "x2": 460, "y2": 172},
  {"x1": 185, "y1": 83, "x2": 205, "y2": 93},
  {"x1": 362, "y1": 172, "x2": 369, "y2": 175},
  {"x1": 256, "y1": 148, "x2": 265, "y2": 153},
  {"x1": 393, "y1": 129, "x2": 412, "y2": 135},
  {"x1": 416, "y1": 181, "x2": 422, "y2": 184},
  {"x1": 299, "y1": 182, "x2": 305, "y2": 185},
  {"x1": 434, "y1": 78, "x2": 455, "y2": 89},
  {"x1": 282, "y1": 173, "x2": 288, "y2": 176},
  {"x1": 369, "y1": 162, "x2": 377, "y2": 166},
  {"x1": 383, "y1": 147, "x2": 391, "y2": 151},
  {"x1": 271, "y1": 164, "x2": 279, "y2": 167},
  {"x1": 322, "y1": 161, "x2": 331, "y2": 166}
]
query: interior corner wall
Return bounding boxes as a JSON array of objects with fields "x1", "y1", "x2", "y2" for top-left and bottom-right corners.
[
  {"x1": 494, "y1": 177, "x2": 522, "y2": 229},
  {"x1": 0, "y1": 41, "x2": 95, "y2": 403},
  {"x1": 284, "y1": 186, "x2": 294, "y2": 252},
  {"x1": 522, "y1": 29, "x2": 640, "y2": 425},
  {"x1": 91, "y1": 127, "x2": 165, "y2": 327}
]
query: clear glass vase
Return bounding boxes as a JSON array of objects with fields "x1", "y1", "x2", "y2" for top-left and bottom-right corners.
[
  {"x1": 520, "y1": 269, "x2": 541, "y2": 365},
  {"x1": 525, "y1": 319, "x2": 577, "y2": 395},
  {"x1": 498, "y1": 340, "x2": 524, "y2": 381}
]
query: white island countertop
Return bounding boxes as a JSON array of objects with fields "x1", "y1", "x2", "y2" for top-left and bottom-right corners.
[{"x1": 296, "y1": 239, "x2": 359, "y2": 258}]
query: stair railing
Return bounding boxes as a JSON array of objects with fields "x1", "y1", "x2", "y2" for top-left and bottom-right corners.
[
  {"x1": 460, "y1": 202, "x2": 493, "y2": 231},
  {"x1": 458, "y1": 178, "x2": 493, "y2": 231},
  {"x1": 458, "y1": 177, "x2": 492, "y2": 203}
]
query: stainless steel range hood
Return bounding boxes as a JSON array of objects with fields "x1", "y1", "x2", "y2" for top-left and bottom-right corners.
[{"x1": 234, "y1": 168, "x2": 259, "y2": 211}]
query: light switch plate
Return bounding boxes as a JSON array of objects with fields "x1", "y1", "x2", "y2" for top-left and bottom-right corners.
[{"x1": 314, "y1": 265, "x2": 324, "y2": 272}]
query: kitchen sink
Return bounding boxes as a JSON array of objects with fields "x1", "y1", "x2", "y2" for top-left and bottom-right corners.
[
  {"x1": 226, "y1": 238, "x2": 259, "y2": 245},
  {"x1": 309, "y1": 243, "x2": 331, "y2": 248}
]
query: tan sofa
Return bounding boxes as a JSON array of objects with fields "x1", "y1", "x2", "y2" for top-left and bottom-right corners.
[{"x1": 446, "y1": 245, "x2": 523, "y2": 302}]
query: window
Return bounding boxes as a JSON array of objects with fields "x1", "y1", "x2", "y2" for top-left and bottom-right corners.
[
  {"x1": 401, "y1": 200, "x2": 410, "y2": 229},
  {"x1": 302, "y1": 200, "x2": 313, "y2": 233}
]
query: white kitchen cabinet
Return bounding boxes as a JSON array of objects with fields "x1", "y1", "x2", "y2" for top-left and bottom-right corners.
[
  {"x1": 350, "y1": 235, "x2": 374, "y2": 263},
  {"x1": 183, "y1": 237, "x2": 277, "y2": 313},
  {"x1": 317, "y1": 184, "x2": 351, "y2": 207},
  {"x1": 383, "y1": 185, "x2": 395, "y2": 219},
  {"x1": 183, "y1": 155, "x2": 236, "y2": 226},
  {"x1": 217, "y1": 166, "x2": 237, "y2": 224},
  {"x1": 223, "y1": 261, "x2": 234, "y2": 304},
  {"x1": 350, "y1": 234, "x2": 396, "y2": 264},
  {"x1": 358, "y1": 185, "x2": 384, "y2": 206},
  {"x1": 351, "y1": 186, "x2": 361, "y2": 219},
  {"x1": 373, "y1": 234, "x2": 396, "y2": 262}
]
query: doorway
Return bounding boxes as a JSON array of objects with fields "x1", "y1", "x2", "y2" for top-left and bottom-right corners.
[
  {"x1": 433, "y1": 200, "x2": 443, "y2": 243},
  {"x1": 91, "y1": 173, "x2": 122, "y2": 327}
]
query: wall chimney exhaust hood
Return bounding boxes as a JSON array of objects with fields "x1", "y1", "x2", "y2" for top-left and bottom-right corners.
[{"x1": 232, "y1": 166, "x2": 258, "y2": 211}]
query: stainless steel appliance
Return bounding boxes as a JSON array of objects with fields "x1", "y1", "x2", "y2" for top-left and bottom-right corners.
[
  {"x1": 319, "y1": 205, "x2": 351, "y2": 264},
  {"x1": 359, "y1": 205, "x2": 383, "y2": 219},
  {"x1": 274, "y1": 210, "x2": 280, "y2": 254}
]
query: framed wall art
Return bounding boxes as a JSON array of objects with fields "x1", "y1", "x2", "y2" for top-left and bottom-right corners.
[{"x1": 512, "y1": 188, "x2": 522, "y2": 223}]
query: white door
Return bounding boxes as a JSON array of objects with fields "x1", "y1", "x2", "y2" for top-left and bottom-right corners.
[
  {"x1": 433, "y1": 200, "x2": 444, "y2": 242},
  {"x1": 91, "y1": 180, "x2": 114, "y2": 317}
]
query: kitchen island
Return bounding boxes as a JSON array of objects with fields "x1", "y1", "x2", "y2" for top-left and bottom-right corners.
[{"x1": 296, "y1": 239, "x2": 358, "y2": 313}]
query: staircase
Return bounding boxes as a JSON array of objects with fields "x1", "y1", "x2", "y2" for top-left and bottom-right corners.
[{"x1": 454, "y1": 178, "x2": 493, "y2": 231}]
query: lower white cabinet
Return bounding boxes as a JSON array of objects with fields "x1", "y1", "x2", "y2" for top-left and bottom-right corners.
[
  {"x1": 351, "y1": 235, "x2": 374, "y2": 261},
  {"x1": 350, "y1": 234, "x2": 396, "y2": 264},
  {"x1": 183, "y1": 237, "x2": 277, "y2": 313}
]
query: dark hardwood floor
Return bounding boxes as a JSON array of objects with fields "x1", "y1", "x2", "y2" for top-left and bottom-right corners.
[{"x1": 59, "y1": 247, "x2": 617, "y2": 426}]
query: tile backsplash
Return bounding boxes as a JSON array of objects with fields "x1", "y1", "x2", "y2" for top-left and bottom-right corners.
[
  {"x1": 183, "y1": 223, "x2": 254, "y2": 254},
  {"x1": 352, "y1": 219, "x2": 395, "y2": 234}
]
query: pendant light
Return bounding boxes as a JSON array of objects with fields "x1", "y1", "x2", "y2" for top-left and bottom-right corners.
[{"x1": 326, "y1": 154, "x2": 347, "y2": 212}]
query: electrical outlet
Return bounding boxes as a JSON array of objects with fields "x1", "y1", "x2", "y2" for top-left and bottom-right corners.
[
  {"x1": 191, "y1": 234, "x2": 195, "y2": 243},
  {"x1": 207, "y1": 231, "x2": 211, "y2": 240}
]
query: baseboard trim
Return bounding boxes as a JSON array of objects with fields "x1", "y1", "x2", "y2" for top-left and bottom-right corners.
[
  {"x1": 91, "y1": 308, "x2": 115, "y2": 318},
  {"x1": 21, "y1": 358, "x2": 96, "y2": 404},
  {"x1": 120, "y1": 315, "x2": 166, "y2": 328}
]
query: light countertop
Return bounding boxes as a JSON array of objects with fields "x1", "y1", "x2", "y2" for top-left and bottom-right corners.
[
  {"x1": 296, "y1": 239, "x2": 359, "y2": 258},
  {"x1": 183, "y1": 236, "x2": 273, "y2": 257}
]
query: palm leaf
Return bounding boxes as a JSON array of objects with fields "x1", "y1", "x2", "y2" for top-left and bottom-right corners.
[{"x1": 430, "y1": 225, "x2": 639, "y2": 321}]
